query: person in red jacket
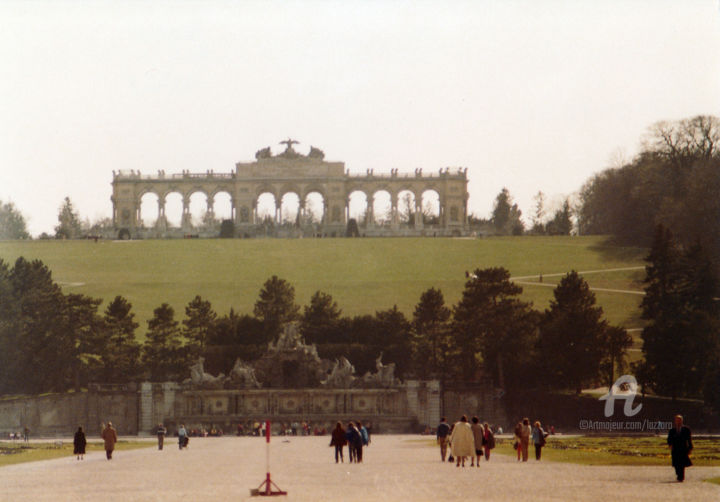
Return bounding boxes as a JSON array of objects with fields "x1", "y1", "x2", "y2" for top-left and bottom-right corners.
[{"x1": 330, "y1": 422, "x2": 347, "y2": 463}]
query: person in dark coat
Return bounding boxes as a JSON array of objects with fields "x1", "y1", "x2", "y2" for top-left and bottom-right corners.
[
  {"x1": 330, "y1": 422, "x2": 347, "y2": 463},
  {"x1": 436, "y1": 417, "x2": 451, "y2": 462},
  {"x1": 345, "y1": 422, "x2": 362, "y2": 463},
  {"x1": 667, "y1": 414, "x2": 693, "y2": 482},
  {"x1": 73, "y1": 426, "x2": 87, "y2": 460},
  {"x1": 156, "y1": 423, "x2": 167, "y2": 450}
]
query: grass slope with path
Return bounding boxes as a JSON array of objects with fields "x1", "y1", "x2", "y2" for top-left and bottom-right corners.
[{"x1": 0, "y1": 236, "x2": 647, "y2": 334}]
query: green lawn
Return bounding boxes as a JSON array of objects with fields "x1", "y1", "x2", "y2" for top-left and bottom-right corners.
[
  {"x1": 493, "y1": 435, "x2": 720, "y2": 466},
  {"x1": 0, "y1": 440, "x2": 154, "y2": 467},
  {"x1": 0, "y1": 236, "x2": 647, "y2": 330}
]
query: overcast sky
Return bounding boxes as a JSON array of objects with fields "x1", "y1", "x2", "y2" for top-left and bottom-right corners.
[{"x1": 1, "y1": 0, "x2": 719, "y2": 236}]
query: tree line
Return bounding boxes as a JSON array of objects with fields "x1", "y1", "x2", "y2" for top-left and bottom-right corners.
[
  {"x1": 1, "y1": 245, "x2": 717, "y2": 412},
  {"x1": 578, "y1": 115, "x2": 720, "y2": 270},
  {"x1": 0, "y1": 258, "x2": 628, "y2": 397}
]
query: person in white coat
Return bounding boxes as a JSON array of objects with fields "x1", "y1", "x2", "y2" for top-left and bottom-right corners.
[{"x1": 449, "y1": 415, "x2": 475, "y2": 467}]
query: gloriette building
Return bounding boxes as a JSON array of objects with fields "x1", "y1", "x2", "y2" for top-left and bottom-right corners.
[{"x1": 111, "y1": 140, "x2": 469, "y2": 239}]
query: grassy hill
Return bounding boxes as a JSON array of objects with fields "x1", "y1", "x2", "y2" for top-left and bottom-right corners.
[{"x1": 0, "y1": 236, "x2": 647, "y2": 332}]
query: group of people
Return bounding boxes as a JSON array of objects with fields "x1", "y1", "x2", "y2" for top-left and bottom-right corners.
[
  {"x1": 72, "y1": 422, "x2": 117, "y2": 461},
  {"x1": 329, "y1": 421, "x2": 370, "y2": 463},
  {"x1": 437, "y1": 416, "x2": 496, "y2": 467},
  {"x1": 6, "y1": 427, "x2": 29, "y2": 442},
  {"x1": 513, "y1": 418, "x2": 548, "y2": 461}
]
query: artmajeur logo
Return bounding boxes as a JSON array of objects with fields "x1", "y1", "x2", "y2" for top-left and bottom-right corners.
[{"x1": 598, "y1": 375, "x2": 643, "y2": 418}]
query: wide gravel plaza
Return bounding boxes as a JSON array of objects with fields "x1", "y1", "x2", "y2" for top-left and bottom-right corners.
[{"x1": 1, "y1": 435, "x2": 719, "y2": 501}]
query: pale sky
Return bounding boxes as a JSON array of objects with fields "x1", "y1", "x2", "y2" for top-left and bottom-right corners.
[{"x1": 1, "y1": 0, "x2": 719, "y2": 236}]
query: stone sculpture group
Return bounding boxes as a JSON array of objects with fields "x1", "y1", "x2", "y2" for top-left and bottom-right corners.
[{"x1": 184, "y1": 323, "x2": 398, "y2": 390}]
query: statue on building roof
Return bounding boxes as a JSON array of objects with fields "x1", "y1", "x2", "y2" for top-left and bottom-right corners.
[
  {"x1": 308, "y1": 146, "x2": 325, "y2": 160},
  {"x1": 255, "y1": 146, "x2": 272, "y2": 159}
]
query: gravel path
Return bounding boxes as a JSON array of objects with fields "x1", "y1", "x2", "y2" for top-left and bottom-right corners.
[{"x1": 1, "y1": 435, "x2": 719, "y2": 501}]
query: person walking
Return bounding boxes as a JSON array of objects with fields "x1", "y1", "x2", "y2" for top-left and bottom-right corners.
[
  {"x1": 513, "y1": 422, "x2": 523, "y2": 461},
  {"x1": 531, "y1": 421, "x2": 547, "y2": 460},
  {"x1": 449, "y1": 415, "x2": 475, "y2": 468},
  {"x1": 156, "y1": 423, "x2": 167, "y2": 450},
  {"x1": 101, "y1": 422, "x2": 118, "y2": 460},
  {"x1": 436, "y1": 417, "x2": 451, "y2": 462},
  {"x1": 519, "y1": 418, "x2": 532, "y2": 462},
  {"x1": 358, "y1": 421, "x2": 369, "y2": 450},
  {"x1": 482, "y1": 422, "x2": 495, "y2": 461},
  {"x1": 73, "y1": 426, "x2": 87, "y2": 460},
  {"x1": 470, "y1": 416, "x2": 484, "y2": 467},
  {"x1": 178, "y1": 424, "x2": 188, "y2": 450},
  {"x1": 346, "y1": 422, "x2": 362, "y2": 463},
  {"x1": 667, "y1": 414, "x2": 693, "y2": 482},
  {"x1": 330, "y1": 422, "x2": 347, "y2": 463}
]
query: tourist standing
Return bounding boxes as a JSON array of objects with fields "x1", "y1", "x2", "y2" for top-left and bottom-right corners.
[
  {"x1": 73, "y1": 426, "x2": 87, "y2": 460},
  {"x1": 330, "y1": 422, "x2": 347, "y2": 463},
  {"x1": 101, "y1": 422, "x2": 118, "y2": 460},
  {"x1": 482, "y1": 422, "x2": 495, "y2": 461},
  {"x1": 23, "y1": 426, "x2": 29, "y2": 443},
  {"x1": 470, "y1": 416, "x2": 484, "y2": 467},
  {"x1": 519, "y1": 418, "x2": 532, "y2": 462},
  {"x1": 449, "y1": 415, "x2": 475, "y2": 467},
  {"x1": 531, "y1": 421, "x2": 547, "y2": 460},
  {"x1": 178, "y1": 424, "x2": 188, "y2": 450},
  {"x1": 156, "y1": 423, "x2": 167, "y2": 450},
  {"x1": 436, "y1": 417, "x2": 451, "y2": 462},
  {"x1": 667, "y1": 414, "x2": 693, "y2": 482}
]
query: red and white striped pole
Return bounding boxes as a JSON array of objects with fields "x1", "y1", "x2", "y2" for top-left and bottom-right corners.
[{"x1": 251, "y1": 420, "x2": 287, "y2": 497}]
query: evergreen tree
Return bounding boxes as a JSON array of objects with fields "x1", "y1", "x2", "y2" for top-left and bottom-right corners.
[
  {"x1": 55, "y1": 197, "x2": 82, "y2": 239},
  {"x1": 300, "y1": 291, "x2": 342, "y2": 344},
  {"x1": 451, "y1": 268, "x2": 537, "y2": 387},
  {"x1": 0, "y1": 200, "x2": 30, "y2": 239},
  {"x1": 546, "y1": 199, "x2": 573, "y2": 235},
  {"x1": 142, "y1": 303, "x2": 185, "y2": 381},
  {"x1": 253, "y1": 276, "x2": 300, "y2": 338},
  {"x1": 374, "y1": 305, "x2": 411, "y2": 378},
  {"x1": 183, "y1": 295, "x2": 217, "y2": 358},
  {"x1": 491, "y1": 188, "x2": 524, "y2": 235},
  {"x1": 100, "y1": 296, "x2": 141, "y2": 383},
  {"x1": 537, "y1": 271, "x2": 607, "y2": 393},
  {"x1": 410, "y1": 288, "x2": 451, "y2": 379},
  {"x1": 638, "y1": 226, "x2": 720, "y2": 399},
  {"x1": 1, "y1": 258, "x2": 68, "y2": 393},
  {"x1": 62, "y1": 293, "x2": 103, "y2": 391}
]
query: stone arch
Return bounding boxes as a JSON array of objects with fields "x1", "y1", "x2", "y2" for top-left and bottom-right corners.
[
  {"x1": 164, "y1": 191, "x2": 184, "y2": 228},
  {"x1": 371, "y1": 189, "x2": 392, "y2": 225},
  {"x1": 188, "y1": 191, "x2": 209, "y2": 228},
  {"x1": 280, "y1": 191, "x2": 301, "y2": 224},
  {"x1": 303, "y1": 190, "x2": 325, "y2": 224},
  {"x1": 139, "y1": 192, "x2": 160, "y2": 228},
  {"x1": 347, "y1": 189, "x2": 369, "y2": 225},
  {"x1": 421, "y1": 189, "x2": 441, "y2": 225},
  {"x1": 211, "y1": 190, "x2": 233, "y2": 221},
  {"x1": 397, "y1": 189, "x2": 416, "y2": 226},
  {"x1": 256, "y1": 192, "x2": 278, "y2": 224}
]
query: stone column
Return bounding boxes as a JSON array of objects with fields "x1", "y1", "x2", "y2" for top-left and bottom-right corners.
[
  {"x1": 138, "y1": 382, "x2": 154, "y2": 435},
  {"x1": 181, "y1": 196, "x2": 192, "y2": 230},
  {"x1": 366, "y1": 193, "x2": 374, "y2": 227},
  {"x1": 406, "y1": 380, "x2": 420, "y2": 425},
  {"x1": 415, "y1": 198, "x2": 424, "y2": 230},
  {"x1": 390, "y1": 194, "x2": 399, "y2": 230},
  {"x1": 206, "y1": 196, "x2": 215, "y2": 221}
]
